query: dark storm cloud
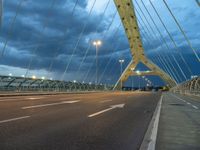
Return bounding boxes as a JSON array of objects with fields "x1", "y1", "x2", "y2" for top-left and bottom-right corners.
[
  {"x1": 0, "y1": 0, "x2": 121, "y2": 76},
  {"x1": 0, "y1": 0, "x2": 199, "y2": 84}
]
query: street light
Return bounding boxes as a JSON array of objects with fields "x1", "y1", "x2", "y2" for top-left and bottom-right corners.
[
  {"x1": 131, "y1": 68, "x2": 135, "y2": 91},
  {"x1": 93, "y1": 40, "x2": 102, "y2": 89},
  {"x1": 119, "y1": 59, "x2": 125, "y2": 91},
  {"x1": 32, "y1": 75, "x2": 36, "y2": 79}
]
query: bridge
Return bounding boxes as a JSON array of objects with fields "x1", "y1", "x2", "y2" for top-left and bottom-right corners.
[{"x1": 0, "y1": 0, "x2": 199, "y2": 150}]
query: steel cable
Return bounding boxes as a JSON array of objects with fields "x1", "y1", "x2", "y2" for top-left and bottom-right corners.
[{"x1": 163, "y1": 0, "x2": 200, "y2": 62}]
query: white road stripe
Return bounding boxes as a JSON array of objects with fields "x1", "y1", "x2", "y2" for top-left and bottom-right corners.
[
  {"x1": 22, "y1": 100, "x2": 80, "y2": 109},
  {"x1": 88, "y1": 107, "x2": 114, "y2": 117},
  {"x1": 0, "y1": 116, "x2": 30, "y2": 124},
  {"x1": 192, "y1": 105, "x2": 199, "y2": 109},
  {"x1": 0, "y1": 97, "x2": 43, "y2": 102},
  {"x1": 26, "y1": 97, "x2": 43, "y2": 100},
  {"x1": 100, "y1": 100, "x2": 112, "y2": 103},
  {"x1": 147, "y1": 95, "x2": 163, "y2": 150},
  {"x1": 171, "y1": 94, "x2": 199, "y2": 110},
  {"x1": 88, "y1": 104, "x2": 125, "y2": 118}
]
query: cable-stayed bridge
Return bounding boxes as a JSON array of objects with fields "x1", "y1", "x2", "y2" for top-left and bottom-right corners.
[{"x1": 0, "y1": 0, "x2": 199, "y2": 150}]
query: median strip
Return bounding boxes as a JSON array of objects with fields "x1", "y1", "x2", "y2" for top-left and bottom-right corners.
[{"x1": 22, "y1": 100, "x2": 80, "y2": 109}]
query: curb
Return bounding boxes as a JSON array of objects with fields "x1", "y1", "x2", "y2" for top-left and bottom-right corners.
[{"x1": 139, "y1": 95, "x2": 163, "y2": 150}]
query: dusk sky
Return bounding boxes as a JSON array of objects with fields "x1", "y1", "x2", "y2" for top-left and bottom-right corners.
[{"x1": 0, "y1": 0, "x2": 199, "y2": 86}]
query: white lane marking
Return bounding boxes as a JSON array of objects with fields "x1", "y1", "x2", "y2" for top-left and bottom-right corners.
[
  {"x1": 88, "y1": 104, "x2": 125, "y2": 118},
  {"x1": 26, "y1": 97, "x2": 43, "y2": 100},
  {"x1": 0, "y1": 97, "x2": 43, "y2": 102},
  {"x1": 146, "y1": 95, "x2": 163, "y2": 150},
  {"x1": 170, "y1": 94, "x2": 199, "y2": 110},
  {"x1": 22, "y1": 100, "x2": 80, "y2": 109},
  {"x1": 192, "y1": 105, "x2": 199, "y2": 109},
  {"x1": 100, "y1": 100, "x2": 112, "y2": 103},
  {"x1": 0, "y1": 116, "x2": 30, "y2": 124}
]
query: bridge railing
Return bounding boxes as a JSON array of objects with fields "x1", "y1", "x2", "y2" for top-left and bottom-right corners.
[
  {"x1": 171, "y1": 77, "x2": 200, "y2": 97},
  {"x1": 0, "y1": 75, "x2": 113, "y2": 93}
]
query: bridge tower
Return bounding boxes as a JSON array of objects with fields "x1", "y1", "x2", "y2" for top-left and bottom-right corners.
[{"x1": 113, "y1": 0, "x2": 177, "y2": 90}]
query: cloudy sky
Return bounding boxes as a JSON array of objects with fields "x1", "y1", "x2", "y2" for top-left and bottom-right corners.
[{"x1": 0, "y1": 0, "x2": 199, "y2": 87}]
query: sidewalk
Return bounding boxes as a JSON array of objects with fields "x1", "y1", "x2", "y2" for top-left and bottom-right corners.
[{"x1": 156, "y1": 93, "x2": 200, "y2": 150}]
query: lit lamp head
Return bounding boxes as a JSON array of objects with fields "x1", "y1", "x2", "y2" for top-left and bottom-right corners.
[
  {"x1": 8, "y1": 73, "x2": 12, "y2": 76},
  {"x1": 32, "y1": 75, "x2": 36, "y2": 79},
  {"x1": 119, "y1": 59, "x2": 125, "y2": 63},
  {"x1": 93, "y1": 40, "x2": 102, "y2": 46},
  {"x1": 136, "y1": 70, "x2": 140, "y2": 75}
]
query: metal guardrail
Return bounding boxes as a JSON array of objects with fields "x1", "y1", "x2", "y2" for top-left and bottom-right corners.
[
  {"x1": 0, "y1": 75, "x2": 113, "y2": 92},
  {"x1": 171, "y1": 77, "x2": 200, "y2": 97}
]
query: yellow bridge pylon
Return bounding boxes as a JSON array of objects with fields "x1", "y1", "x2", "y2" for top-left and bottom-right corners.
[{"x1": 113, "y1": 0, "x2": 177, "y2": 90}]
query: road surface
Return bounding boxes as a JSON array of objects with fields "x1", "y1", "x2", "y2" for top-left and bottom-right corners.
[{"x1": 0, "y1": 92, "x2": 161, "y2": 150}]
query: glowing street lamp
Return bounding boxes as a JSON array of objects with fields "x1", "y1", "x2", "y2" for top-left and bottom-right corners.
[
  {"x1": 93, "y1": 40, "x2": 102, "y2": 89},
  {"x1": 136, "y1": 70, "x2": 140, "y2": 75},
  {"x1": 32, "y1": 75, "x2": 36, "y2": 79}
]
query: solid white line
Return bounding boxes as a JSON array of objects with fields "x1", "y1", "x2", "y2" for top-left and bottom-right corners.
[
  {"x1": 26, "y1": 97, "x2": 43, "y2": 100},
  {"x1": 100, "y1": 100, "x2": 112, "y2": 103},
  {"x1": 0, "y1": 116, "x2": 30, "y2": 124},
  {"x1": 22, "y1": 100, "x2": 80, "y2": 109},
  {"x1": 88, "y1": 107, "x2": 114, "y2": 117},
  {"x1": 147, "y1": 95, "x2": 163, "y2": 150},
  {"x1": 0, "y1": 97, "x2": 43, "y2": 102}
]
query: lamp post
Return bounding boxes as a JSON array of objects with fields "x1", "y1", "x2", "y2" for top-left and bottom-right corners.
[
  {"x1": 136, "y1": 70, "x2": 141, "y2": 90},
  {"x1": 93, "y1": 40, "x2": 102, "y2": 90},
  {"x1": 131, "y1": 68, "x2": 135, "y2": 91},
  {"x1": 119, "y1": 59, "x2": 124, "y2": 91}
]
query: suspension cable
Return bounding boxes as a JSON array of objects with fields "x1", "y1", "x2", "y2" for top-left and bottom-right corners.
[
  {"x1": 140, "y1": 0, "x2": 192, "y2": 78},
  {"x1": 46, "y1": 0, "x2": 78, "y2": 78},
  {"x1": 60, "y1": 0, "x2": 97, "y2": 81},
  {"x1": 24, "y1": 0, "x2": 57, "y2": 78},
  {"x1": 97, "y1": 24, "x2": 122, "y2": 83},
  {"x1": 81, "y1": 10, "x2": 118, "y2": 83},
  {"x1": 75, "y1": 0, "x2": 111, "y2": 78},
  {"x1": 139, "y1": 25, "x2": 179, "y2": 83},
  {"x1": 135, "y1": 0, "x2": 189, "y2": 80},
  {"x1": 148, "y1": 0, "x2": 194, "y2": 77},
  {"x1": 163, "y1": 0, "x2": 200, "y2": 62},
  {"x1": 135, "y1": 6, "x2": 184, "y2": 82},
  {"x1": 0, "y1": 0, "x2": 26, "y2": 58}
]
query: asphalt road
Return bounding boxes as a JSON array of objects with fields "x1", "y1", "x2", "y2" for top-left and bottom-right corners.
[{"x1": 0, "y1": 92, "x2": 161, "y2": 150}]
